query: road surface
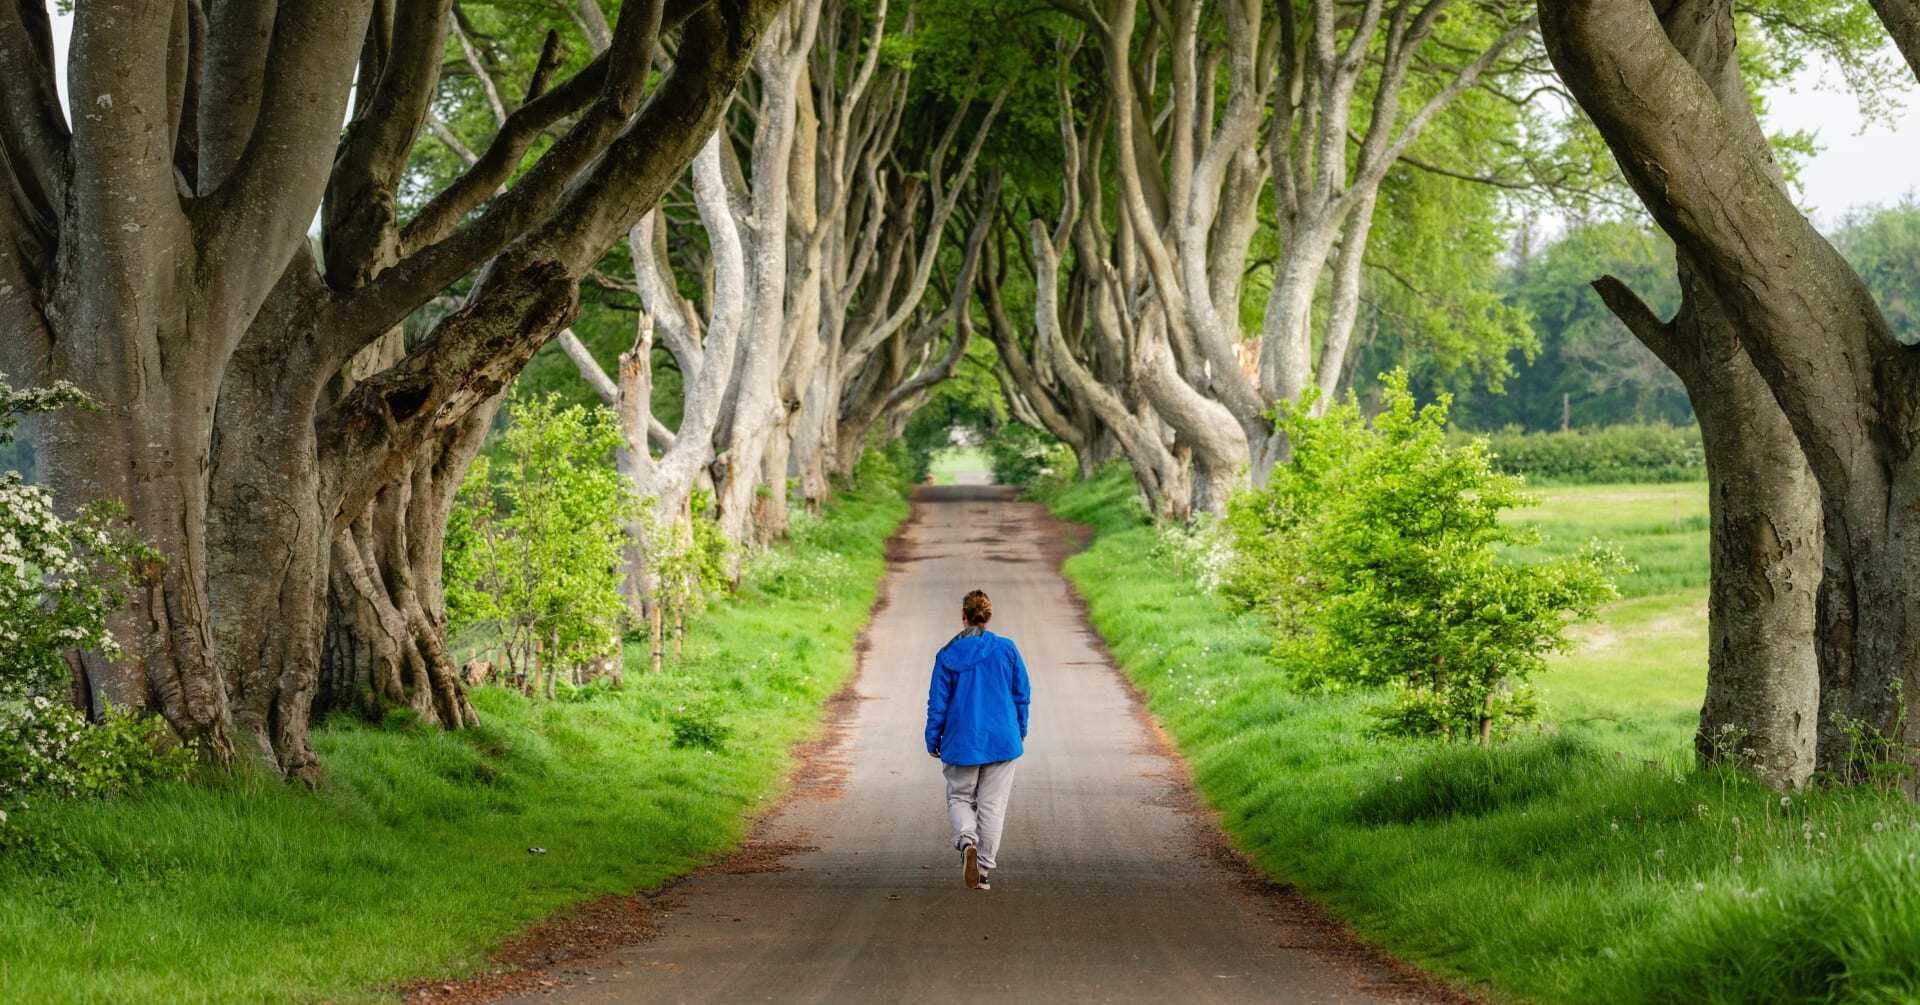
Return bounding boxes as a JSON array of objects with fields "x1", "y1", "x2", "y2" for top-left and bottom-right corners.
[{"x1": 501, "y1": 483, "x2": 1446, "y2": 1004}]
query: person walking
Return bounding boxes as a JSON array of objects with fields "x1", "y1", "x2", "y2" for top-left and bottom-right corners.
[{"x1": 925, "y1": 589, "x2": 1032, "y2": 891}]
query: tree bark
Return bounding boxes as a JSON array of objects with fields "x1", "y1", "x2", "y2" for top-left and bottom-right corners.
[{"x1": 1595, "y1": 271, "x2": 1820, "y2": 789}]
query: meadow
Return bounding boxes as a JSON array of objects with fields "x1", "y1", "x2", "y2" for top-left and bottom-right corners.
[
  {"x1": 0, "y1": 472, "x2": 908, "y2": 1004},
  {"x1": 1507, "y1": 483, "x2": 1710, "y2": 762},
  {"x1": 1044, "y1": 468, "x2": 1920, "y2": 1004}
]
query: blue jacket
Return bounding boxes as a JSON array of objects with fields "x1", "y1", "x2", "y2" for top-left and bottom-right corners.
[{"x1": 925, "y1": 628, "x2": 1031, "y2": 765}]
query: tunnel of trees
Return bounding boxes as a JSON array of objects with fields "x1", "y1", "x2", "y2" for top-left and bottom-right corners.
[{"x1": 3, "y1": 0, "x2": 1920, "y2": 795}]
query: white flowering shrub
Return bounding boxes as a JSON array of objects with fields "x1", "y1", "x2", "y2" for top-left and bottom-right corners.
[
  {"x1": 1150, "y1": 515, "x2": 1234, "y2": 593},
  {"x1": 0, "y1": 376, "x2": 184, "y2": 826}
]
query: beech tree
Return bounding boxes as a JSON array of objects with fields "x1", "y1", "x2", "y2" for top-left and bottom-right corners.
[
  {"x1": 1541, "y1": 0, "x2": 1920, "y2": 785},
  {"x1": 0, "y1": 0, "x2": 782, "y2": 778},
  {"x1": 986, "y1": 0, "x2": 1536, "y2": 519}
]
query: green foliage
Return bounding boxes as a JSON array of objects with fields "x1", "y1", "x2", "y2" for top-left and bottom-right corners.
[
  {"x1": 1444, "y1": 220, "x2": 1690, "y2": 431},
  {"x1": 985, "y1": 422, "x2": 1074, "y2": 487},
  {"x1": 0, "y1": 703, "x2": 193, "y2": 819},
  {"x1": 0, "y1": 463, "x2": 909, "y2": 1003},
  {"x1": 666, "y1": 698, "x2": 732, "y2": 752},
  {"x1": 1834, "y1": 197, "x2": 1920, "y2": 346},
  {"x1": 1227, "y1": 375, "x2": 1624, "y2": 740},
  {"x1": 1046, "y1": 467, "x2": 1920, "y2": 1004},
  {"x1": 0, "y1": 377, "x2": 177, "y2": 828},
  {"x1": 1476, "y1": 424, "x2": 1706, "y2": 484},
  {"x1": 445, "y1": 393, "x2": 636, "y2": 678},
  {"x1": 900, "y1": 341, "x2": 1003, "y2": 482}
]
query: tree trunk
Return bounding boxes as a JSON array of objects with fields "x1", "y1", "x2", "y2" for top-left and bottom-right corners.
[
  {"x1": 1543, "y1": 0, "x2": 1915, "y2": 787},
  {"x1": 319, "y1": 402, "x2": 488, "y2": 732},
  {"x1": 1594, "y1": 268, "x2": 1821, "y2": 789}
]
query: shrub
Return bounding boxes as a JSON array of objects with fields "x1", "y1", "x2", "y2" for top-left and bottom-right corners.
[
  {"x1": 1150, "y1": 516, "x2": 1233, "y2": 593},
  {"x1": 0, "y1": 701, "x2": 192, "y2": 811},
  {"x1": 986, "y1": 422, "x2": 1075, "y2": 487},
  {"x1": 1474, "y1": 424, "x2": 1705, "y2": 484},
  {"x1": 1229, "y1": 373, "x2": 1625, "y2": 742},
  {"x1": 666, "y1": 698, "x2": 731, "y2": 752},
  {"x1": 0, "y1": 376, "x2": 183, "y2": 823},
  {"x1": 444, "y1": 393, "x2": 635, "y2": 684}
]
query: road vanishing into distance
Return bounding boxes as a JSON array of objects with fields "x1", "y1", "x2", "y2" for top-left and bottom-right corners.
[{"x1": 499, "y1": 482, "x2": 1447, "y2": 1004}]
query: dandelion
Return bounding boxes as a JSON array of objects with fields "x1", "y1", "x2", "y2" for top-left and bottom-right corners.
[
  {"x1": 1729, "y1": 816, "x2": 1741, "y2": 829},
  {"x1": 1654, "y1": 848, "x2": 1666, "y2": 862},
  {"x1": 1693, "y1": 882, "x2": 1705, "y2": 893},
  {"x1": 1732, "y1": 854, "x2": 1743, "y2": 866},
  {"x1": 1780, "y1": 796, "x2": 1792, "y2": 809},
  {"x1": 1610, "y1": 821, "x2": 1620, "y2": 832}
]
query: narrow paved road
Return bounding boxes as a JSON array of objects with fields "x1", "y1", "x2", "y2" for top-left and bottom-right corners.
[{"x1": 503, "y1": 484, "x2": 1443, "y2": 1004}]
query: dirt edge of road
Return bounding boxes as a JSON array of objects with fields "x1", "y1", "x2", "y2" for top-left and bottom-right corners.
[
  {"x1": 1037, "y1": 503, "x2": 1486, "y2": 1005},
  {"x1": 394, "y1": 495, "x2": 929, "y2": 1005}
]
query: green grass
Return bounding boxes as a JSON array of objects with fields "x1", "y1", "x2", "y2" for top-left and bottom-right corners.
[
  {"x1": 1504, "y1": 482, "x2": 1710, "y2": 761},
  {"x1": 1044, "y1": 467, "x2": 1920, "y2": 1004},
  {"x1": 927, "y1": 446, "x2": 990, "y2": 484},
  {"x1": 0, "y1": 475, "x2": 909, "y2": 1004},
  {"x1": 1505, "y1": 482, "x2": 1709, "y2": 599}
]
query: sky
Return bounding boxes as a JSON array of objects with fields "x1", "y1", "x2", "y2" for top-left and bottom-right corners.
[{"x1": 41, "y1": 13, "x2": 1920, "y2": 231}]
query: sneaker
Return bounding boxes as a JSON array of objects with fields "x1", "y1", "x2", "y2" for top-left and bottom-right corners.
[
  {"x1": 976, "y1": 871, "x2": 991, "y2": 891},
  {"x1": 963, "y1": 844, "x2": 981, "y2": 889}
]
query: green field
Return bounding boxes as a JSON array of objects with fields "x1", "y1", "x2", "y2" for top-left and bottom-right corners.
[
  {"x1": 1509, "y1": 483, "x2": 1709, "y2": 761},
  {"x1": 1045, "y1": 469, "x2": 1920, "y2": 1004},
  {"x1": 0, "y1": 473, "x2": 909, "y2": 1004}
]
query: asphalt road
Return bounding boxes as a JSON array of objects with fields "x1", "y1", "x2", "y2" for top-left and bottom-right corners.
[{"x1": 500, "y1": 482, "x2": 1442, "y2": 1004}]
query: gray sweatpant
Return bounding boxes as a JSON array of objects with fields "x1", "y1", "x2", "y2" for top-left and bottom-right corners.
[{"x1": 943, "y1": 760, "x2": 1018, "y2": 871}]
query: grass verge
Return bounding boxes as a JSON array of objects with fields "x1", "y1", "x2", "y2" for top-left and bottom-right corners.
[
  {"x1": 0, "y1": 473, "x2": 908, "y2": 1004},
  {"x1": 1045, "y1": 466, "x2": 1920, "y2": 1004}
]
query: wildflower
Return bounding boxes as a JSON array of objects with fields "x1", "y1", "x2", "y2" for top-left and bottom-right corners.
[
  {"x1": 1729, "y1": 816, "x2": 1740, "y2": 828},
  {"x1": 1693, "y1": 882, "x2": 1705, "y2": 893},
  {"x1": 1780, "y1": 796, "x2": 1792, "y2": 809},
  {"x1": 1732, "y1": 854, "x2": 1743, "y2": 866},
  {"x1": 1654, "y1": 848, "x2": 1665, "y2": 862},
  {"x1": 1610, "y1": 821, "x2": 1620, "y2": 832},
  {"x1": 1873, "y1": 821, "x2": 1887, "y2": 833}
]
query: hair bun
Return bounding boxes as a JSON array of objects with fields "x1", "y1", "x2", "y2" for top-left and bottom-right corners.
[{"x1": 962, "y1": 589, "x2": 992, "y2": 626}]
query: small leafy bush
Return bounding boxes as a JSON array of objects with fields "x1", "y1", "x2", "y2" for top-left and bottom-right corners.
[
  {"x1": 666, "y1": 698, "x2": 731, "y2": 752},
  {"x1": 1474, "y1": 424, "x2": 1704, "y2": 484},
  {"x1": 444, "y1": 393, "x2": 636, "y2": 683},
  {"x1": 1228, "y1": 373, "x2": 1625, "y2": 742},
  {"x1": 1150, "y1": 515, "x2": 1233, "y2": 593},
  {"x1": 0, "y1": 700, "x2": 192, "y2": 811},
  {"x1": 986, "y1": 422, "x2": 1074, "y2": 487}
]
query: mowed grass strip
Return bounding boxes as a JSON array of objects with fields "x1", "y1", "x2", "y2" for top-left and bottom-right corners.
[
  {"x1": 1047, "y1": 468, "x2": 1920, "y2": 1004},
  {"x1": 0, "y1": 476, "x2": 908, "y2": 1005}
]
